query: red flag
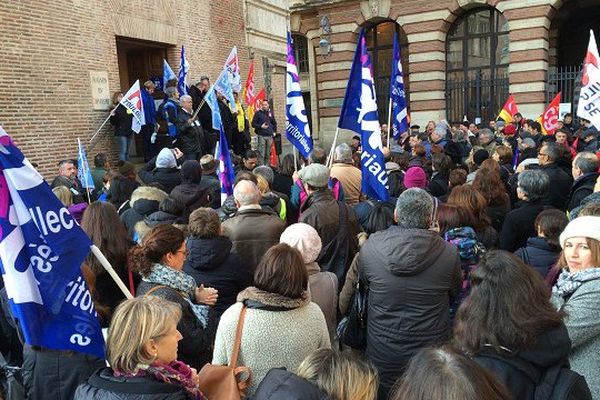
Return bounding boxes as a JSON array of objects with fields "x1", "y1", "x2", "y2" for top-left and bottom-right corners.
[
  {"x1": 270, "y1": 140, "x2": 279, "y2": 168},
  {"x1": 243, "y1": 62, "x2": 255, "y2": 106},
  {"x1": 498, "y1": 94, "x2": 518, "y2": 123},
  {"x1": 537, "y1": 92, "x2": 561, "y2": 135}
]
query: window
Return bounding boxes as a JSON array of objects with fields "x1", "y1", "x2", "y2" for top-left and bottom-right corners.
[
  {"x1": 366, "y1": 21, "x2": 409, "y2": 125},
  {"x1": 446, "y1": 8, "x2": 509, "y2": 122},
  {"x1": 292, "y1": 34, "x2": 309, "y2": 74}
]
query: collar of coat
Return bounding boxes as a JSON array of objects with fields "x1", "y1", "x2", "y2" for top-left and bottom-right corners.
[{"x1": 237, "y1": 286, "x2": 310, "y2": 311}]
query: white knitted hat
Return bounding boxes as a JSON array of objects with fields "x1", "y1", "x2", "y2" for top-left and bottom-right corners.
[
  {"x1": 280, "y1": 223, "x2": 322, "y2": 264},
  {"x1": 559, "y1": 216, "x2": 600, "y2": 249}
]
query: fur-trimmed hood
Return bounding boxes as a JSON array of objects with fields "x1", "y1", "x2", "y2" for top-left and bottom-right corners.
[
  {"x1": 129, "y1": 186, "x2": 168, "y2": 216},
  {"x1": 237, "y1": 286, "x2": 310, "y2": 310}
]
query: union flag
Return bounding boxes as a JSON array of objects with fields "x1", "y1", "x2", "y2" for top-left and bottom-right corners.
[{"x1": 497, "y1": 94, "x2": 518, "y2": 124}]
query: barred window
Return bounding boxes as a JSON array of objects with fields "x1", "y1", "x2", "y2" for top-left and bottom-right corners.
[{"x1": 292, "y1": 34, "x2": 309, "y2": 73}]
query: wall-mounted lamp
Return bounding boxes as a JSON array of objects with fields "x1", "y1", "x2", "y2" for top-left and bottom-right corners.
[{"x1": 319, "y1": 15, "x2": 332, "y2": 57}]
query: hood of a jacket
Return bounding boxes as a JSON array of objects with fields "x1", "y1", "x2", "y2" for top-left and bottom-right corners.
[
  {"x1": 130, "y1": 186, "x2": 168, "y2": 216},
  {"x1": 260, "y1": 192, "x2": 281, "y2": 209},
  {"x1": 513, "y1": 324, "x2": 572, "y2": 370},
  {"x1": 254, "y1": 369, "x2": 331, "y2": 400},
  {"x1": 185, "y1": 236, "x2": 233, "y2": 271},
  {"x1": 524, "y1": 236, "x2": 555, "y2": 252},
  {"x1": 385, "y1": 161, "x2": 401, "y2": 172},
  {"x1": 144, "y1": 210, "x2": 180, "y2": 227},
  {"x1": 368, "y1": 226, "x2": 450, "y2": 275},
  {"x1": 171, "y1": 183, "x2": 207, "y2": 206},
  {"x1": 220, "y1": 195, "x2": 238, "y2": 217}
]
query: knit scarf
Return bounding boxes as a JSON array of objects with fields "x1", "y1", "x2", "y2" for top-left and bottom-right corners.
[
  {"x1": 143, "y1": 263, "x2": 209, "y2": 328},
  {"x1": 552, "y1": 267, "x2": 600, "y2": 298},
  {"x1": 116, "y1": 361, "x2": 207, "y2": 400},
  {"x1": 236, "y1": 101, "x2": 245, "y2": 132},
  {"x1": 237, "y1": 286, "x2": 310, "y2": 310}
]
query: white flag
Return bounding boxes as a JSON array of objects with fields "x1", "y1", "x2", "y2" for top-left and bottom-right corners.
[
  {"x1": 224, "y1": 47, "x2": 241, "y2": 93},
  {"x1": 120, "y1": 80, "x2": 145, "y2": 133},
  {"x1": 577, "y1": 30, "x2": 600, "y2": 130}
]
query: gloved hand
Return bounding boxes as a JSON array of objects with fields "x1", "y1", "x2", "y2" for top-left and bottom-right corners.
[{"x1": 150, "y1": 132, "x2": 157, "y2": 144}]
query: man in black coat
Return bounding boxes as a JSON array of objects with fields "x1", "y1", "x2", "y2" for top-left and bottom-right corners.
[
  {"x1": 175, "y1": 95, "x2": 204, "y2": 161},
  {"x1": 252, "y1": 99, "x2": 277, "y2": 166},
  {"x1": 51, "y1": 159, "x2": 86, "y2": 204},
  {"x1": 538, "y1": 142, "x2": 573, "y2": 210},
  {"x1": 567, "y1": 151, "x2": 599, "y2": 212},
  {"x1": 359, "y1": 188, "x2": 461, "y2": 400}
]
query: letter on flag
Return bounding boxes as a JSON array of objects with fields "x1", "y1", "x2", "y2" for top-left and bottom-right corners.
[
  {"x1": 243, "y1": 61, "x2": 256, "y2": 106},
  {"x1": 390, "y1": 32, "x2": 409, "y2": 140},
  {"x1": 577, "y1": 30, "x2": 600, "y2": 130},
  {"x1": 537, "y1": 92, "x2": 561, "y2": 135},
  {"x1": 0, "y1": 127, "x2": 104, "y2": 358},
  {"x1": 163, "y1": 59, "x2": 177, "y2": 86},
  {"x1": 497, "y1": 94, "x2": 519, "y2": 124},
  {"x1": 286, "y1": 32, "x2": 313, "y2": 158},
  {"x1": 338, "y1": 29, "x2": 389, "y2": 201},
  {"x1": 224, "y1": 46, "x2": 242, "y2": 93},
  {"x1": 77, "y1": 138, "x2": 95, "y2": 191},
  {"x1": 119, "y1": 80, "x2": 145, "y2": 134},
  {"x1": 178, "y1": 46, "x2": 189, "y2": 96}
]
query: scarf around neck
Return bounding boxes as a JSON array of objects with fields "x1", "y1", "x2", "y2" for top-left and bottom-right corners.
[
  {"x1": 553, "y1": 267, "x2": 600, "y2": 298},
  {"x1": 237, "y1": 286, "x2": 310, "y2": 311},
  {"x1": 143, "y1": 263, "x2": 209, "y2": 328}
]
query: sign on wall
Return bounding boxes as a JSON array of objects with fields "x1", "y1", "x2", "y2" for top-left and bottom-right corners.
[{"x1": 90, "y1": 71, "x2": 111, "y2": 110}]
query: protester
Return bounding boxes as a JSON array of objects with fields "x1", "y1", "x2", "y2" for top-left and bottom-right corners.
[
  {"x1": 175, "y1": 95, "x2": 204, "y2": 161},
  {"x1": 107, "y1": 173, "x2": 139, "y2": 215},
  {"x1": 198, "y1": 154, "x2": 221, "y2": 208},
  {"x1": 472, "y1": 159, "x2": 511, "y2": 232},
  {"x1": 403, "y1": 166, "x2": 428, "y2": 189},
  {"x1": 453, "y1": 250, "x2": 592, "y2": 400},
  {"x1": 360, "y1": 188, "x2": 461, "y2": 399},
  {"x1": 90, "y1": 152, "x2": 109, "y2": 196},
  {"x1": 110, "y1": 91, "x2": 134, "y2": 161},
  {"x1": 567, "y1": 152, "x2": 599, "y2": 212},
  {"x1": 138, "y1": 147, "x2": 184, "y2": 193},
  {"x1": 232, "y1": 92, "x2": 251, "y2": 155},
  {"x1": 252, "y1": 99, "x2": 277, "y2": 166},
  {"x1": 120, "y1": 185, "x2": 169, "y2": 238},
  {"x1": 466, "y1": 149, "x2": 489, "y2": 184},
  {"x1": 330, "y1": 143, "x2": 362, "y2": 205},
  {"x1": 170, "y1": 160, "x2": 210, "y2": 223},
  {"x1": 140, "y1": 80, "x2": 158, "y2": 162},
  {"x1": 51, "y1": 159, "x2": 86, "y2": 204},
  {"x1": 538, "y1": 142, "x2": 573, "y2": 210},
  {"x1": 447, "y1": 184, "x2": 498, "y2": 249},
  {"x1": 235, "y1": 149, "x2": 259, "y2": 174},
  {"x1": 212, "y1": 243, "x2": 331, "y2": 396},
  {"x1": 280, "y1": 223, "x2": 338, "y2": 338},
  {"x1": 158, "y1": 86, "x2": 181, "y2": 141},
  {"x1": 390, "y1": 346, "x2": 512, "y2": 400},
  {"x1": 74, "y1": 296, "x2": 208, "y2": 400},
  {"x1": 254, "y1": 165, "x2": 289, "y2": 222},
  {"x1": 428, "y1": 153, "x2": 451, "y2": 197},
  {"x1": 272, "y1": 153, "x2": 295, "y2": 200},
  {"x1": 131, "y1": 224, "x2": 218, "y2": 369},
  {"x1": 184, "y1": 208, "x2": 251, "y2": 319},
  {"x1": 52, "y1": 185, "x2": 87, "y2": 224},
  {"x1": 134, "y1": 196, "x2": 187, "y2": 242},
  {"x1": 551, "y1": 216, "x2": 600, "y2": 398}
]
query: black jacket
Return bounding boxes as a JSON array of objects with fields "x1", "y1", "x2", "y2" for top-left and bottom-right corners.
[
  {"x1": 74, "y1": 367, "x2": 188, "y2": 400},
  {"x1": 359, "y1": 226, "x2": 461, "y2": 392},
  {"x1": 136, "y1": 282, "x2": 216, "y2": 369},
  {"x1": 514, "y1": 236, "x2": 560, "y2": 278},
  {"x1": 175, "y1": 108, "x2": 204, "y2": 155},
  {"x1": 499, "y1": 201, "x2": 547, "y2": 253},
  {"x1": 567, "y1": 172, "x2": 599, "y2": 212},
  {"x1": 120, "y1": 186, "x2": 168, "y2": 238},
  {"x1": 51, "y1": 175, "x2": 87, "y2": 204},
  {"x1": 541, "y1": 163, "x2": 573, "y2": 210},
  {"x1": 198, "y1": 173, "x2": 221, "y2": 209},
  {"x1": 183, "y1": 236, "x2": 252, "y2": 318},
  {"x1": 170, "y1": 183, "x2": 210, "y2": 222},
  {"x1": 428, "y1": 172, "x2": 449, "y2": 197},
  {"x1": 138, "y1": 157, "x2": 183, "y2": 194},
  {"x1": 110, "y1": 105, "x2": 133, "y2": 137},
  {"x1": 252, "y1": 109, "x2": 277, "y2": 137},
  {"x1": 474, "y1": 324, "x2": 591, "y2": 400},
  {"x1": 253, "y1": 368, "x2": 331, "y2": 400}
]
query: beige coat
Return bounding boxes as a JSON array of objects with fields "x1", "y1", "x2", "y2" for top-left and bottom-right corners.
[{"x1": 330, "y1": 163, "x2": 362, "y2": 205}]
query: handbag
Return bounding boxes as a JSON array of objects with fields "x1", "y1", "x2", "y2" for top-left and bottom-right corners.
[
  {"x1": 337, "y1": 266, "x2": 368, "y2": 350},
  {"x1": 198, "y1": 305, "x2": 251, "y2": 400}
]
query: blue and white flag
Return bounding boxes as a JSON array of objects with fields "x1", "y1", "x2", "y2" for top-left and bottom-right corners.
[
  {"x1": 390, "y1": 33, "x2": 409, "y2": 140},
  {"x1": 286, "y1": 32, "x2": 313, "y2": 158},
  {"x1": 163, "y1": 59, "x2": 177, "y2": 85},
  {"x1": 0, "y1": 127, "x2": 104, "y2": 359},
  {"x1": 216, "y1": 128, "x2": 236, "y2": 205},
  {"x1": 338, "y1": 29, "x2": 389, "y2": 201},
  {"x1": 177, "y1": 46, "x2": 189, "y2": 96},
  {"x1": 77, "y1": 138, "x2": 94, "y2": 191},
  {"x1": 213, "y1": 70, "x2": 237, "y2": 112},
  {"x1": 205, "y1": 85, "x2": 222, "y2": 132}
]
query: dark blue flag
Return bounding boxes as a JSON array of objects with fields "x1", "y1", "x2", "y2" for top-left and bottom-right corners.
[
  {"x1": 177, "y1": 46, "x2": 189, "y2": 96},
  {"x1": 0, "y1": 127, "x2": 104, "y2": 359},
  {"x1": 390, "y1": 33, "x2": 409, "y2": 140},
  {"x1": 338, "y1": 29, "x2": 389, "y2": 201}
]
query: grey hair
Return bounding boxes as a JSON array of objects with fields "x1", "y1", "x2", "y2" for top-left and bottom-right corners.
[
  {"x1": 233, "y1": 180, "x2": 261, "y2": 206},
  {"x1": 335, "y1": 143, "x2": 353, "y2": 163},
  {"x1": 479, "y1": 128, "x2": 494, "y2": 139},
  {"x1": 517, "y1": 170, "x2": 549, "y2": 202},
  {"x1": 253, "y1": 165, "x2": 274, "y2": 184},
  {"x1": 165, "y1": 86, "x2": 178, "y2": 98},
  {"x1": 179, "y1": 94, "x2": 192, "y2": 103},
  {"x1": 574, "y1": 152, "x2": 600, "y2": 174},
  {"x1": 541, "y1": 142, "x2": 560, "y2": 162},
  {"x1": 394, "y1": 188, "x2": 433, "y2": 229}
]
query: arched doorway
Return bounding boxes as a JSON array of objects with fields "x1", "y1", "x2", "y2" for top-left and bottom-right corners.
[
  {"x1": 445, "y1": 7, "x2": 509, "y2": 123},
  {"x1": 365, "y1": 20, "x2": 409, "y2": 124}
]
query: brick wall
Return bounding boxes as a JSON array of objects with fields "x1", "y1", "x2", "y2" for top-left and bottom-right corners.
[{"x1": 0, "y1": 0, "x2": 284, "y2": 179}]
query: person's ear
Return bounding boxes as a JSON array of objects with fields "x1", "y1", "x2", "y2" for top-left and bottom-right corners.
[
  {"x1": 143, "y1": 339, "x2": 158, "y2": 359},
  {"x1": 393, "y1": 210, "x2": 399, "y2": 224}
]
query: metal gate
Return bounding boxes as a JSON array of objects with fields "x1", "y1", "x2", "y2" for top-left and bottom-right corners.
[
  {"x1": 445, "y1": 69, "x2": 509, "y2": 124},
  {"x1": 547, "y1": 65, "x2": 581, "y2": 113}
]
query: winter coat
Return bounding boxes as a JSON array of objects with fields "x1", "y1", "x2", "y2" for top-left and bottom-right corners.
[
  {"x1": 484, "y1": 194, "x2": 511, "y2": 233},
  {"x1": 51, "y1": 175, "x2": 86, "y2": 204},
  {"x1": 514, "y1": 237, "x2": 560, "y2": 278},
  {"x1": 22, "y1": 346, "x2": 105, "y2": 400},
  {"x1": 299, "y1": 190, "x2": 361, "y2": 284},
  {"x1": 499, "y1": 201, "x2": 547, "y2": 252},
  {"x1": 136, "y1": 282, "x2": 216, "y2": 370},
  {"x1": 253, "y1": 368, "x2": 331, "y2": 400},
  {"x1": 251, "y1": 109, "x2": 277, "y2": 137},
  {"x1": 386, "y1": 162, "x2": 405, "y2": 198},
  {"x1": 174, "y1": 108, "x2": 204, "y2": 156},
  {"x1": 183, "y1": 235, "x2": 252, "y2": 318},
  {"x1": 120, "y1": 186, "x2": 168, "y2": 238},
  {"x1": 74, "y1": 367, "x2": 188, "y2": 400},
  {"x1": 290, "y1": 177, "x2": 345, "y2": 210},
  {"x1": 272, "y1": 171, "x2": 293, "y2": 201},
  {"x1": 134, "y1": 210, "x2": 186, "y2": 242},
  {"x1": 330, "y1": 163, "x2": 362, "y2": 205},
  {"x1": 359, "y1": 226, "x2": 461, "y2": 393},
  {"x1": 567, "y1": 172, "x2": 599, "y2": 212},
  {"x1": 474, "y1": 324, "x2": 591, "y2": 400},
  {"x1": 110, "y1": 105, "x2": 133, "y2": 137},
  {"x1": 222, "y1": 207, "x2": 286, "y2": 273},
  {"x1": 571, "y1": 192, "x2": 600, "y2": 219},
  {"x1": 306, "y1": 261, "x2": 338, "y2": 340},
  {"x1": 212, "y1": 288, "x2": 331, "y2": 396},
  {"x1": 198, "y1": 173, "x2": 221, "y2": 209},
  {"x1": 541, "y1": 163, "x2": 573, "y2": 210},
  {"x1": 552, "y1": 274, "x2": 600, "y2": 398},
  {"x1": 138, "y1": 157, "x2": 183, "y2": 194},
  {"x1": 170, "y1": 183, "x2": 210, "y2": 223},
  {"x1": 428, "y1": 172, "x2": 449, "y2": 198}
]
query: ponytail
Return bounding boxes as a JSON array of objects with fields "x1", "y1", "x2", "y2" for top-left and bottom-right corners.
[{"x1": 128, "y1": 225, "x2": 184, "y2": 277}]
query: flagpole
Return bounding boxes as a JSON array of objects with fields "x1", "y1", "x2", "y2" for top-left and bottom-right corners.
[
  {"x1": 386, "y1": 98, "x2": 392, "y2": 147},
  {"x1": 192, "y1": 68, "x2": 227, "y2": 121},
  {"x1": 293, "y1": 147, "x2": 298, "y2": 172},
  {"x1": 90, "y1": 245, "x2": 134, "y2": 300},
  {"x1": 89, "y1": 108, "x2": 115, "y2": 144},
  {"x1": 78, "y1": 138, "x2": 93, "y2": 205},
  {"x1": 327, "y1": 127, "x2": 340, "y2": 168}
]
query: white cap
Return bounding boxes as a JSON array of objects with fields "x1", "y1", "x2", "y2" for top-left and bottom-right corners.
[{"x1": 559, "y1": 216, "x2": 600, "y2": 249}]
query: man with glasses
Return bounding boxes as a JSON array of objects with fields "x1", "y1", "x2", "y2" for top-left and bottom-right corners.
[{"x1": 538, "y1": 142, "x2": 573, "y2": 210}]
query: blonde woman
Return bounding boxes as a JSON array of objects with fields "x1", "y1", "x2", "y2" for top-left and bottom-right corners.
[
  {"x1": 74, "y1": 296, "x2": 208, "y2": 400},
  {"x1": 254, "y1": 348, "x2": 378, "y2": 400}
]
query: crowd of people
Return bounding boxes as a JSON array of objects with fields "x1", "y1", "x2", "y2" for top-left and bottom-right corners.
[{"x1": 1, "y1": 109, "x2": 600, "y2": 400}]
